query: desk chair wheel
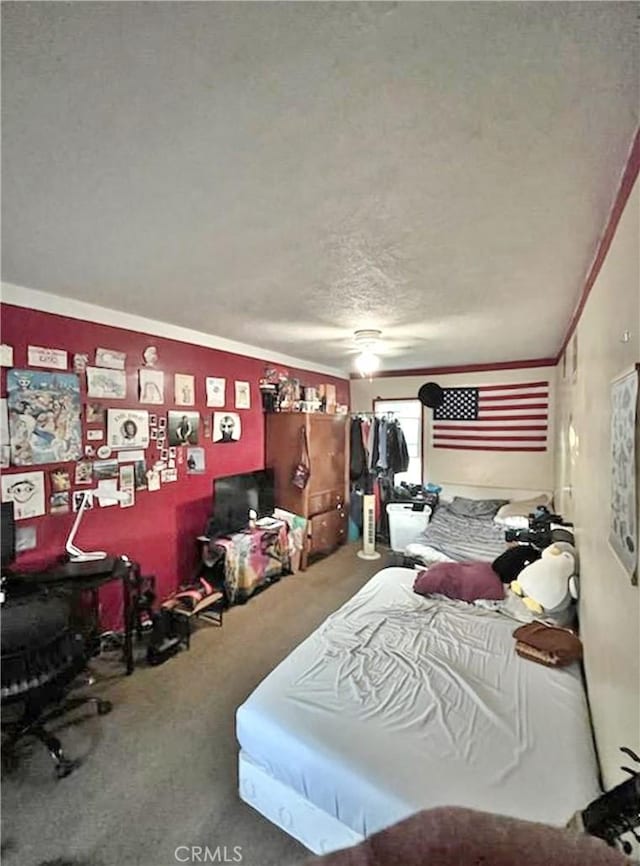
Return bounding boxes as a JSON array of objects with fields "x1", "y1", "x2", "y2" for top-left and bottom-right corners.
[{"x1": 97, "y1": 699, "x2": 112, "y2": 716}]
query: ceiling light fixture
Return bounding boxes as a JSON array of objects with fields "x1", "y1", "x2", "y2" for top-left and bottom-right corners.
[{"x1": 353, "y1": 329, "x2": 382, "y2": 378}]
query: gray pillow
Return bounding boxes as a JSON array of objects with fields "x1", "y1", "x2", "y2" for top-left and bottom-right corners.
[{"x1": 447, "y1": 496, "x2": 509, "y2": 519}]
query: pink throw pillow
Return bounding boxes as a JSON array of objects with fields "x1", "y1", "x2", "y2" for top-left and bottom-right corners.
[{"x1": 413, "y1": 561, "x2": 505, "y2": 602}]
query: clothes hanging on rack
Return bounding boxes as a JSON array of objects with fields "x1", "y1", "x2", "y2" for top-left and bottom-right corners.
[
  {"x1": 387, "y1": 420, "x2": 410, "y2": 474},
  {"x1": 368, "y1": 419, "x2": 378, "y2": 471},
  {"x1": 377, "y1": 419, "x2": 388, "y2": 471},
  {"x1": 349, "y1": 417, "x2": 368, "y2": 482},
  {"x1": 350, "y1": 414, "x2": 409, "y2": 476}
]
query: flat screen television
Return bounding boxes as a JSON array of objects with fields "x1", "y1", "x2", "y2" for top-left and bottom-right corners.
[
  {"x1": 209, "y1": 469, "x2": 275, "y2": 538},
  {"x1": 1, "y1": 501, "x2": 16, "y2": 569}
]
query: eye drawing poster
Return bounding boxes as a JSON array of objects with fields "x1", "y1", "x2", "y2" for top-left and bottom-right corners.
[
  {"x1": 7, "y1": 369, "x2": 82, "y2": 466},
  {"x1": 1, "y1": 470, "x2": 46, "y2": 520}
]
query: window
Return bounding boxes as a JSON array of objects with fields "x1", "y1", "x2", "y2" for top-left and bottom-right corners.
[{"x1": 373, "y1": 399, "x2": 423, "y2": 485}]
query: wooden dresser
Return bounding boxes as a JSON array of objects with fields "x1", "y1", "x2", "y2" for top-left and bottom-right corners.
[{"x1": 265, "y1": 413, "x2": 348, "y2": 568}]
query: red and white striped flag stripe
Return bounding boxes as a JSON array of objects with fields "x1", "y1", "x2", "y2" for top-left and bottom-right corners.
[{"x1": 432, "y1": 381, "x2": 549, "y2": 452}]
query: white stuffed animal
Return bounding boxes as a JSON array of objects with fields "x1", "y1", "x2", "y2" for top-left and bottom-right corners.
[{"x1": 510, "y1": 542, "x2": 578, "y2": 622}]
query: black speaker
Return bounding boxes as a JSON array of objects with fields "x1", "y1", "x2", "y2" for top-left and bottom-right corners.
[{"x1": 418, "y1": 382, "x2": 444, "y2": 408}]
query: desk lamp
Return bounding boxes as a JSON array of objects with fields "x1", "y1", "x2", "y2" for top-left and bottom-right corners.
[{"x1": 65, "y1": 488, "x2": 128, "y2": 562}]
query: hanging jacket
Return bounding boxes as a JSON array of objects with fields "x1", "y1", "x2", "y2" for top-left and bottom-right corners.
[
  {"x1": 377, "y1": 420, "x2": 388, "y2": 470},
  {"x1": 368, "y1": 418, "x2": 380, "y2": 471},
  {"x1": 387, "y1": 422, "x2": 410, "y2": 474},
  {"x1": 350, "y1": 418, "x2": 368, "y2": 481}
]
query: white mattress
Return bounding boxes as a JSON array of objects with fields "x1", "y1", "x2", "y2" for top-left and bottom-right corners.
[{"x1": 236, "y1": 567, "x2": 600, "y2": 842}]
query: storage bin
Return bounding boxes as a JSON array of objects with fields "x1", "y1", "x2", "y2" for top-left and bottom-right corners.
[{"x1": 386, "y1": 502, "x2": 432, "y2": 552}]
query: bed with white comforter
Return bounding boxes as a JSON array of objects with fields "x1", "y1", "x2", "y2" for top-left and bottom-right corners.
[{"x1": 236, "y1": 567, "x2": 599, "y2": 854}]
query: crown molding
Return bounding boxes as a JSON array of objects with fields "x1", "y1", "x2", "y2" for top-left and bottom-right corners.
[
  {"x1": 556, "y1": 126, "x2": 640, "y2": 363},
  {"x1": 349, "y1": 357, "x2": 557, "y2": 380},
  {"x1": 0, "y1": 282, "x2": 349, "y2": 380}
]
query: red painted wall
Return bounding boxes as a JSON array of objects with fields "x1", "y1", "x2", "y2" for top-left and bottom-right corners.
[{"x1": 1, "y1": 303, "x2": 348, "y2": 628}]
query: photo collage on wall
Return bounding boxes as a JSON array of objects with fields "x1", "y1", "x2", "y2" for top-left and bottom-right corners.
[{"x1": 1, "y1": 337, "x2": 261, "y2": 533}]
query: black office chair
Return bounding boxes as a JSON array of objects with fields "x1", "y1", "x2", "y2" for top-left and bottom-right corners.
[{"x1": 1, "y1": 582, "x2": 112, "y2": 779}]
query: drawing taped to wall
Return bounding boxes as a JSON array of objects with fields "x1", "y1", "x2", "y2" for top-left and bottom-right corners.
[
  {"x1": 86, "y1": 366, "x2": 127, "y2": 400},
  {"x1": 234, "y1": 380, "x2": 251, "y2": 409},
  {"x1": 27, "y1": 346, "x2": 68, "y2": 370},
  {"x1": 206, "y1": 377, "x2": 226, "y2": 407},
  {"x1": 609, "y1": 366, "x2": 638, "y2": 583},
  {"x1": 7, "y1": 369, "x2": 82, "y2": 466},
  {"x1": 139, "y1": 369, "x2": 164, "y2": 404},
  {"x1": 174, "y1": 374, "x2": 195, "y2": 406},
  {"x1": 1, "y1": 470, "x2": 46, "y2": 520},
  {"x1": 95, "y1": 347, "x2": 126, "y2": 370}
]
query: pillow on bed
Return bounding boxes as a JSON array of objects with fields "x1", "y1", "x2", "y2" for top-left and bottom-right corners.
[
  {"x1": 447, "y1": 496, "x2": 509, "y2": 520},
  {"x1": 494, "y1": 495, "x2": 551, "y2": 523},
  {"x1": 413, "y1": 562, "x2": 505, "y2": 602}
]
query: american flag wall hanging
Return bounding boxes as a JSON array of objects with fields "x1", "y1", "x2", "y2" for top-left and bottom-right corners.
[{"x1": 431, "y1": 381, "x2": 549, "y2": 452}]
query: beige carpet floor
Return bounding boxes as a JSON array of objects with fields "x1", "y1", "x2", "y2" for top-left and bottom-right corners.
[{"x1": 1, "y1": 543, "x2": 394, "y2": 866}]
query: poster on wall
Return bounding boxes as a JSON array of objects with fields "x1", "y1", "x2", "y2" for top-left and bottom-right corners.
[
  {"x1": 212, "y1": 412, "x2": 241, "y2": 443},
  {"x1": 87, "y1": 366, "x2": 127, "y2": 400},
  {"x1": 174, "y1": 374, "x2": 195, "y2": 406},
  {"x1": 167, "y1": 411, "x2": 200, "y2": 445},
  {"x1": 7, "y1": 369, "x2": 82, "y2": 466},
  {"x1": 206, "y1": 377, "x2": 226, "y2": 408},
  {"x1": 139, "y1": 369, "x2": 164, "y2": 404},
  {"x1": 1, "y1": 470, "x2": 46, "y2": 520},
  {"x1": 609, "y1": 366, "x2": 638, "y2": 583},
  {"x1": 107, "y1": 409, "x2": 150, "y2": 450},
  {"x1": 234, "y1": 380, "x2": 251, "y2": 409}
]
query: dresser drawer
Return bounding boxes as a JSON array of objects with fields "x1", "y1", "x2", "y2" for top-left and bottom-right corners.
[
  {"x1": 308, "y1": 509, "x2": 346, "y2": 554},
  {"x1": 307, "y1": 489, "x2": 344, "y2": 517}
]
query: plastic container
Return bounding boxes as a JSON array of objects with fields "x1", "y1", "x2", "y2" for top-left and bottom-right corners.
[{"x1": 386, "y1": 502, "x2": 432, "y2": 552}]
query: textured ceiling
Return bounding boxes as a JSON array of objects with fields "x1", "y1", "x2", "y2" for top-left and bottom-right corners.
[{"x1": 2, "y1": 2, "x2": 638, "y2": 374}]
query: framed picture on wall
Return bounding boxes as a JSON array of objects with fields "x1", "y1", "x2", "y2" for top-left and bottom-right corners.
[{"x1": 608, "y1": 365, "x2": 638, "y2": 584}]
